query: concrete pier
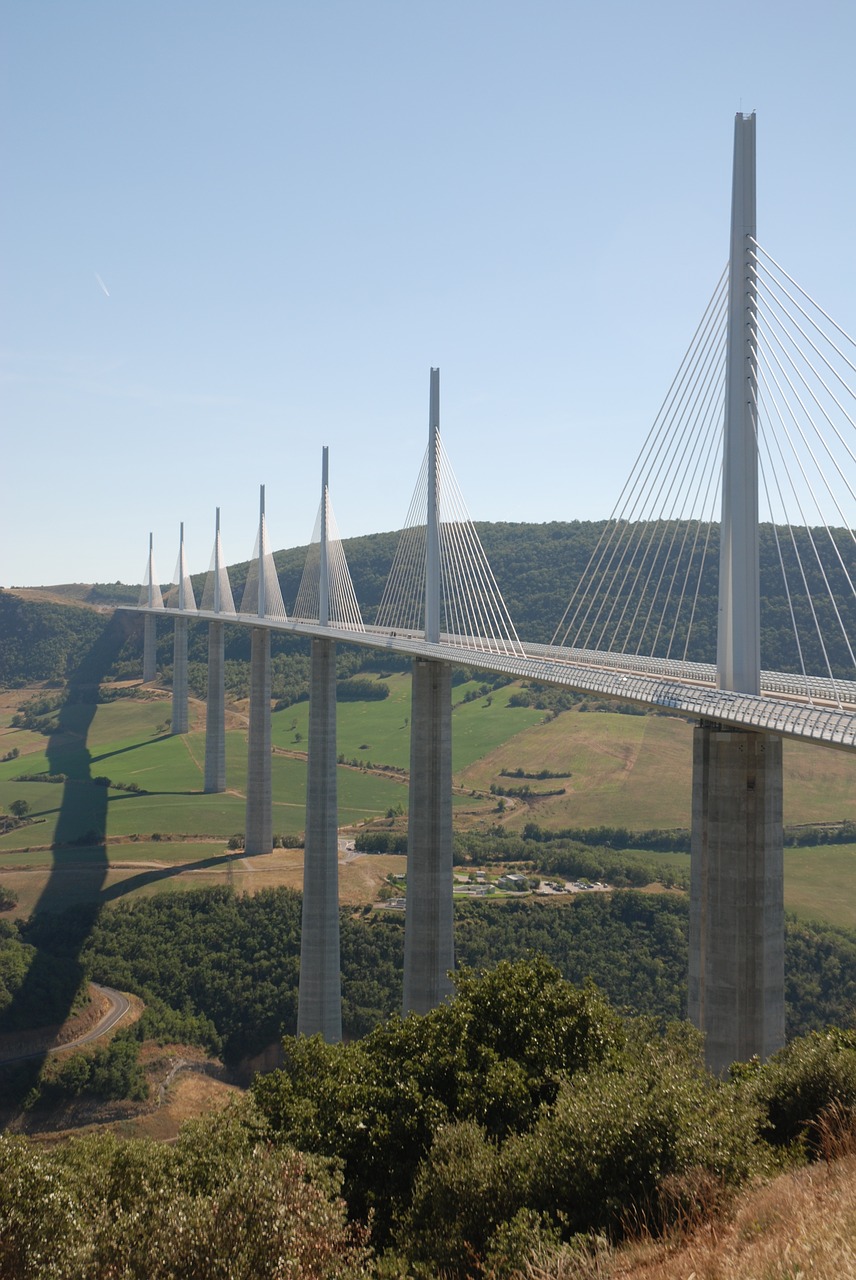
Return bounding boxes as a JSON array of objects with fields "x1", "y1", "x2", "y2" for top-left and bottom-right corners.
[
  {"x1": 403, "y1": 657, "x2": 454, "y2": 1015},
  {"x1": 143, "y1": 614, "x2": 157, "y2": 683},
  {"x1": 297, "y1": 637, "x2": 342, "y2": 1041},
  {"x1": 689, "y1": 725, "x2": 785, "y2": 1073},
  {"x1": 204, "y1": 620, "x2": 226, "y2": 794},
  {"x1": 171, "y1": 617, "x2": 189, "y2": 735},
  {"x1": 245, "y1": 626, "x2": 272, "y2": 855}
]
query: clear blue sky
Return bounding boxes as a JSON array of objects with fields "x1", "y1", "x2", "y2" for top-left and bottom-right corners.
[{"x1": 3, "y1": 1, "x2": 856, "y2": 588}]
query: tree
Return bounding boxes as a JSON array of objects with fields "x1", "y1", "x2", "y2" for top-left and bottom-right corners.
[
  {"x1": 9, "y1": 799, "x2": 29, "y2": 819},
  {"x1": 253, "y1": 957, "x2": 624, "y2": 1243}
]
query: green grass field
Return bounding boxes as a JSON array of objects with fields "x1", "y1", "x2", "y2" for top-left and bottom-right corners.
[
  {"x1": 782, "y1": 843, "x2": 856, "y2": 930},
  {"x1": 2, "y1": 678, "x2": 856, "y2": 925},
  {"x1": 270, "y1": 675, "x2": 545, "y2": 772},
  {"x1": 460, "y1": 707, "x2": 856, "y2": 833}
]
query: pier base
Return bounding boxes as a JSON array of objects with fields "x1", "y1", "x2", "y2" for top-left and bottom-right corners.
[
  {"x1": 171, "y1": 617, "x2": 189, "y2": 735},
  {"x1": 298, "y1": 638, "x2": 342, "y2": 1041},
  {"x1": 403, "y1": 658, "x2": 454, "y2": 1015},
  {"x1": 204, "y1": 620, "x2": 226, "y2": 794},
  {"x1": 689, "y1": 725, "x2": 785, "y2": 1073},
  {"x1": 245, "y1": 627, "x2": 272, "y2": 855}
]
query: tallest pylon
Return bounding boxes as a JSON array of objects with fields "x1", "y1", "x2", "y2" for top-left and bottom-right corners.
[
  {"x1": 717, "y1": 112, "x2": 760, "y2": 695},
  {"x1": 690, "y1": 114, "x2": 784, "y2": 1074}
]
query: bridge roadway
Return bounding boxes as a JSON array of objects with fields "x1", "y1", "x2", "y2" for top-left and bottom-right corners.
[{"x1": 135, "y1": 607, "x2": 856, "y2": 752}]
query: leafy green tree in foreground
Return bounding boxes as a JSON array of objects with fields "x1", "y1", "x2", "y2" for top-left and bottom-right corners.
[
  {"x1": 252, "y1": 956, "x2": 768, "y2": 1273},
  {"x1": 254, "y1": 957, "x2": 623, "y2": 1242}
]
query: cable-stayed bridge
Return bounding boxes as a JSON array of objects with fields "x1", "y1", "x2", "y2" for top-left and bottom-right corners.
[{"x1": 128, "y1": 114, "x2": 856, "y2": 1071}]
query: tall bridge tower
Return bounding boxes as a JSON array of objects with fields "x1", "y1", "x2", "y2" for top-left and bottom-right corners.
[
  {"x1": 403, "y1": 368, "x2": 455, "y2": 1015},
  {"x1": 689, "y1": 113, "x2": 785, "y2": 1072}
]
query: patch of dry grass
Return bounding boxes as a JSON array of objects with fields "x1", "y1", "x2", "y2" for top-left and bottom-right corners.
[{"x1": 519, "y1": 1152, "x2": 856, "y2": 1280}]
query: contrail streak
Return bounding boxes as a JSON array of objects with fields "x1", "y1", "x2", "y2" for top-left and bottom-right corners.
[{"x1": 95, "y1": 272, "x2": 110, "y2": 298}]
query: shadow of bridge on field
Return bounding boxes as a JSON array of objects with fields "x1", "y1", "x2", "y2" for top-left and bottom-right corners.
[{"x1": 0, "y1": 611, "x2": 138, "y2": 1109}]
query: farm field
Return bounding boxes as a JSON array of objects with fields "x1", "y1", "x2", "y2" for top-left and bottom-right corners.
[
  {"x1": 1, "y1": 678, "x2": 856, "y2": 925},
  {"x1": 586, "y1": 845, "x2": 856, "y2": 931},
  {"x1": 0, "y1": 844, "x2": 408, "y2": 921},
  {"x1": 271, "y1": 673, "x2": 545, "y2": 771},
  {"x1": 780, "y1": 843, "x2": 856, "y2": 930},
  {"x1": 462, "y1": 707, "x2": 856, "y2": 832}
]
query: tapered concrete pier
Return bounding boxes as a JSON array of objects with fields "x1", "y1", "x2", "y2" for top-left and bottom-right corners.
[
  {"x1": 204, "y1": 620, "x2": 226, "y2": 793},
  {"x1": 298, "y1": 636, "x2": 342, "y2": 1040},
  {"x1": 202, "y1": 508, "x2": 233, "y2": 794},
  {"x1": 689, "y1": 727, "x2": 784, "y2": 1073},
  {"x1": 170, "y1": 521, "x2": 194, "y2": 736},
  {"x1": 143, "y1": 614, "x2": 157, "y2": 683},
  {"x1": 171, "y1": 617, "x2": 189, "y2": 735},
  {"x1": 403, "y1": 656, "x2": 454, "y2": 1015},
  {"x1": 245, "y1": 626, "x2": 272, "y2": 855}
]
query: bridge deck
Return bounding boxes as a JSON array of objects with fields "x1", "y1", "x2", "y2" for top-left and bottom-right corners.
[{"x1": 133, "y1": 607, "x2": 856, "y2": 752}]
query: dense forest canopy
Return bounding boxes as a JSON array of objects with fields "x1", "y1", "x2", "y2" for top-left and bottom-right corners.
[{"x1": 5, "y1": 889, "x2": 856, "y2": 1069}]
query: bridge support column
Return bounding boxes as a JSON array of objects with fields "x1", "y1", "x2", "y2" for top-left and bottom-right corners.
[
  {"x1": 403, "y1": 657, "x2": 454, "y2": 1015},
  {"x1": 245, "y1": 626, "x2": 272, "y2": 855},
  {"x1": 204, "y1": 620, "x2": 226, "y2": 794},
  {"x1": 298, "y1": 637, "x2": 342, "y2": 1041},
  {"x1": 143, "y1": 614, "x2": 157, "y2": 683},
  {"x1": 171, "y1": 617, "x2": 189, "y2": 735},
  {"x1": 689, "y1": 725, "x2": 784, "y2": 1073}
]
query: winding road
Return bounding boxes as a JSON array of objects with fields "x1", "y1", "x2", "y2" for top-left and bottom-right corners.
[{"x1": 0, "y1": 983, "x2": 133, "y2": 1064}]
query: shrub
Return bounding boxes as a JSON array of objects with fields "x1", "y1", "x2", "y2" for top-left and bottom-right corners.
[
  {"x1": 34, "y1": 1037, "x2": 147, "y2": 1106},
  {"x1": 396, "y1": 1121, "x2": 505, "y2": 1276},
  {"x1": 0, "y1": 1106, "x2": 370, "y2": 1279},
  {"x1": 253, "y1": 958, "x2": 625, "y2": 1246},
  {"x1": 747, "y1": 1028, "x2": 856, "y2": 1155},
  {"x1": 336, "y1": 677, "x2": 390, "y2": 702},
  {"x1": 505, "y1": 1023, "x2": 763, "y2": 1239}
]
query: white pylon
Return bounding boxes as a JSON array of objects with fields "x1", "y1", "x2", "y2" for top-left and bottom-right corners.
[
  {"x1": 169, "y1": 522, "x2": 197, "y2": 612},
  {"x1": 319, "y1": 447, "x2": 330, "y2": 627},
  {"x1": 717, "y1": 111, "x2": 760, "y2": 694},
  {"x1": 240, "y1": 484, "x2": 287, "y2": 619},
  {"x1": 201, "y1": 507, "x2": 236, "y2": 614},
  {"x1": 139, "y1": 533, "x2": 164, "y2": 609},
  {"x1": 425, "y1": 367, "x2": 441, "y2": 644}
]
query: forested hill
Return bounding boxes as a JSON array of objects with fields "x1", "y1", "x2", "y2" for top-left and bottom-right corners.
[
  {"x1": 0, "y1": 591, "x2": 107, "y2": 686},
  {"x1": 3, "y1": 519, "x2": 856, "y2": 685}
]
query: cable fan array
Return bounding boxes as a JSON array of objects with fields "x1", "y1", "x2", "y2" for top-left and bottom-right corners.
[
  {"x1": 553, "y1": 247, "x2": 856, "y2": 702},
  {"x1": 750, "y1": 241, "x2": 856, "y2": 693},
  {"x1": 292, "y1": 493, "x2": 364, "y2": 631},
  {"x1": 239, "y1": 509, "x2": 287, "y2": 620},
  {"x1": 200, "y1": 513, "x2": 236, "y2": 615},
  {"x1": 375, "y1": 434, "x2": 524, "y2": 656},
  {"x1": 138, "y1": 537, "x2": 164, "y2": 610},
  {"x1": 164, "y1": 525, "x2": 197, "y2": 612},
  {"x1": 553, "y1": 268, "x2": 728, "y2": 665}
]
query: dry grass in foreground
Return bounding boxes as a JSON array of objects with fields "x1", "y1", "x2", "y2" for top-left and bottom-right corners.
[{"x1": 523, "y1": 1152, "x2": 856, "y2": 1280}]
